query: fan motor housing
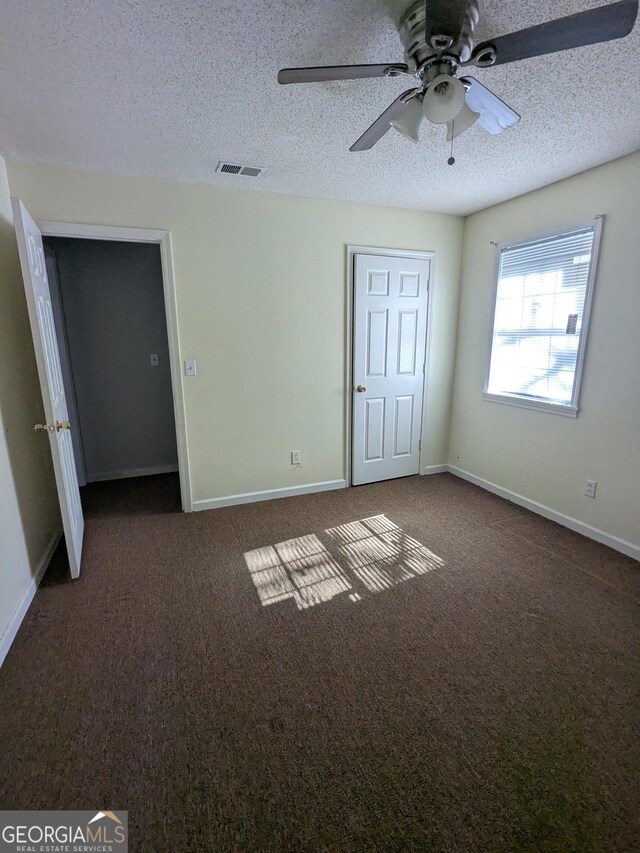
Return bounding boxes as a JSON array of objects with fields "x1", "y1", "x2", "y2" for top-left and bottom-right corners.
[{"x1": 398, "y1": 0, "x2": 480, "y2": 69}]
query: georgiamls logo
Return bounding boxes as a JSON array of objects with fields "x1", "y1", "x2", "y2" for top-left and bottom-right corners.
[{"x1": 0, "y1": 809, "x2": 128, "y2": 851}]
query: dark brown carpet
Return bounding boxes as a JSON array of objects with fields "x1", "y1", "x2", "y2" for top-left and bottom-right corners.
[{"x1": 1, "y1": 473, "x2": 638, "y2": 852}]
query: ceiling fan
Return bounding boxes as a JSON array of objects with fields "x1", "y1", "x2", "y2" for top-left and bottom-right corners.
[{"x1": 277, "y1": 0, "x2": 638, "y2": 154}]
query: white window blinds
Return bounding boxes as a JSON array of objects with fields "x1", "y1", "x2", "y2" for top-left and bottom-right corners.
[{"x1": 485, "y1": 220, "x2": 601, "y2": 414}]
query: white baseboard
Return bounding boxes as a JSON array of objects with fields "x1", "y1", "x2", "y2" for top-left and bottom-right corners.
[
  {"x1": 0, "y1": 529, "x2": 62, "y2": 669},
  {"x1": 448, "y1": 465, "x2": 640, "y2": 562},
  {"x1": 192, "y1": 479, "x2": 347, "y2": 512},
  {"x1": 87, "y1": 464, "x2": 179, "y2": 482},
  {"x1": 422, "y1": 464, "x2": 449, "y2": 475}
]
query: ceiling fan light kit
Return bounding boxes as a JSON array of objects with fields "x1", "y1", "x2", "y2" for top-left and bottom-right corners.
[
  {"x1": 277, "y1": 0, "x2": 638, "y2": 156},
  {"x1": 446, "y1": 101, "x2": 480, "y2": 142},
  {"x1": 422, "y1": 74, "x2": 466, "y2": 124},
  {"x1": 389, "y1": 95, "x2": 424, "y2": 142}
]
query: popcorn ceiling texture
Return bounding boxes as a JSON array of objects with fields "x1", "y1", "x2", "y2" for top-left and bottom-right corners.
[{"x1": 0, "y1": 0, "x2": 638, "y2": 215}]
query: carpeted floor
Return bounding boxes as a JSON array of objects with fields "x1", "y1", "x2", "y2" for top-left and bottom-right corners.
[{"x1": 1, "y1": 473, "x2": 638, "y2": 852}]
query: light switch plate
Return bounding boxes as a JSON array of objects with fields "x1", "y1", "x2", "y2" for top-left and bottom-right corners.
[
  {"x1": 150, "y1": 353, "x2": 159, "y2": 366},
  {"x1": 184, "y1": 359, "x2": 197, "y2": 376}
]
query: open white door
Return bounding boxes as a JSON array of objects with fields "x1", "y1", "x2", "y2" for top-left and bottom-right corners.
[
  {"x1": 352, "y1": 252, "x2": 430, "y2": 486},
  {"x1": 12, "y1": 198, "x2": 84, "y2": 578}
]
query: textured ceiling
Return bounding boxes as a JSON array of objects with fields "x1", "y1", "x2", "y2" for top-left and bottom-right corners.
[{"x1": 0, "y1": 0, "x2": 638, "y2": 215}]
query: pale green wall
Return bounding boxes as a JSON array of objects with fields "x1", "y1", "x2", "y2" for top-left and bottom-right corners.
[
  {"x1": 449, "y1": 153, "x2": 640, "y2": 547},
  {"x1": 6, "y1": 162, "x2": 464, "y2": 503},
  {"x1": 0, "y1": 154, "x2": 60, "y2": 654}
]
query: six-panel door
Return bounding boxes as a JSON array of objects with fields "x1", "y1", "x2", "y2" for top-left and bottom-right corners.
[
  {"x1": 352, "y1": 253, "x2": 429, "y2": 486},
  {"x1": 12, "y1": 198, "x2": 84, "y2": 578}
]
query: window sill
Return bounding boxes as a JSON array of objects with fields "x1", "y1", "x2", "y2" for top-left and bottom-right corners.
[{"x1": 482, "y1": 392, "x2": 578, "y2": 418}]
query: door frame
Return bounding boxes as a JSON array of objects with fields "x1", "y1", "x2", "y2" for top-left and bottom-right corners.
[
  {"x1": 37, "y1": 220, "x2": 191, "y2": 513},
  {"x1": 345, "y1": 244, "x2": 436, "y2": 488}
]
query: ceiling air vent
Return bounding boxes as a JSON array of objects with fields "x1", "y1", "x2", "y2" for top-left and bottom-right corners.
[{"x1": 216, "y1": 161, "x2": 264, "y2": 177}]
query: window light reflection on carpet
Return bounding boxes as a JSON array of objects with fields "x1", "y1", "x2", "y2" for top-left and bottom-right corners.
[{"x1": 244, "y1": 515, "x2": 444, "y2": 611}]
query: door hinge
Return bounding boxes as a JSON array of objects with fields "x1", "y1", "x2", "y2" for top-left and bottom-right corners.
[
  {"x1": 422, "y1": 362, "x2": 426, "y2": 374},
  {"x1": 418, "y1": 439, "x2": 422, "y2": 450}
]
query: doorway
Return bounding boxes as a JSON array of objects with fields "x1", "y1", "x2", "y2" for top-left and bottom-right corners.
[
  {"x1": 347, "y1": 246, "x2": 433, "y2": 486},
  {"x1": 44, "y1": 236, "x2": 178, "y2": 486},
  {"x1": 38, "y1": 222, "x2": 190, "y2": 512},
  {"x1": 13, "y1": 203, "x2": 191, "y2": 580}
]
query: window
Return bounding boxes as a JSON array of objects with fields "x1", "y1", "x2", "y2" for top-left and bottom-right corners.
[{"x1": 484, "y1": 217, "x2": 603, "y2": 417}]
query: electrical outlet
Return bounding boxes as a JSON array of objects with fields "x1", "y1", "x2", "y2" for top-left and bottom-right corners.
[
  {"x1": 584, "y1": 479, "x2": 597, "y2": 498},
  {"x1": 291, "y1": 450, "x2": 301, "y2": 465}
]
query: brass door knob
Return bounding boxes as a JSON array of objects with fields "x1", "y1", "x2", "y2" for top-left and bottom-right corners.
[
  {"x1": 356, "y1": 385, "x2": 366, "y2": 393},
  {"x1": 56, "y1": 420, "x2": 71, "y2": 431}
]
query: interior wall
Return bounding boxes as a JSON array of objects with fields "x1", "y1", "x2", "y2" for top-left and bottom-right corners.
[
  {"x1": 449, "y1": 152, "x2": 640, "y2": 548},
  {"x1": 6, "y1": 162, "x2": 464, "y2": 504},
  {"x1": 45, "y1": 238, "x2": 178, "y2": 480},
  {"x1": 0, "y1": 154, "x2": 60, "y2": 659}
]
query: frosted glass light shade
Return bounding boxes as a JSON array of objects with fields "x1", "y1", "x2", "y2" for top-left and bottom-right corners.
[
  {"x1": 390, "y1": 97, "x2": 424, "y2": 142},
  {"x1": 423, "y1": 74, "x2": 465, "y2": 124},
  {"x1": 446, "y1": 101, "x2": 480, "y2": 141}
]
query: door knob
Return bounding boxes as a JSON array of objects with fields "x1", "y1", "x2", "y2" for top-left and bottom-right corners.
[
  {"x1": 356, "y1": 385, "x2": 366, "y2": 393},
  {"x1": 55, "y1": 420, "x2": 71, "y2": 431}
]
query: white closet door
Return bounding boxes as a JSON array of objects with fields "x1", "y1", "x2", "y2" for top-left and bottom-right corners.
[
  {"x1": 352, "y1": 253, "x2": 429, "y2": 486},
  {"x1": 12, "y1": 198, "x2": 84, "y2": 577}
]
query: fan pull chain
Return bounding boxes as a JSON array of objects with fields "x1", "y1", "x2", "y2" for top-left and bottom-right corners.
[{"x1": 448, "y1": 121, "x2": 455, "y2": 165}]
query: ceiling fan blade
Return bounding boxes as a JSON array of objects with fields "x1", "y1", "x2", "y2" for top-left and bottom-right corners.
[
  {"x1": 471, "y1": 0, "x2": 638, "y2": 66},
  {"x1": 350, "y1": 89, "x2": 418, "y2": 151},
  {"x1": 425, "y1": 0, "x2": 469, "y2": 42},
  {"x1": 461, "y1": 77, "x2": 520, "y2": 135},
  {"x1": 278, "y1": 63, "x2": 408, "y2": 84}
]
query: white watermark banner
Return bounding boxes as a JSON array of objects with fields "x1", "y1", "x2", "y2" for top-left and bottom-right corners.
[{"x1": 0, "y1": 811, "x2": 127, "y2": 853}]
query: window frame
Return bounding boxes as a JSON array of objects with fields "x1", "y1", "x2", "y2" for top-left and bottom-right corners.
[{"x1": 482, "y1": 215, "x2": 604, "y2": 418}]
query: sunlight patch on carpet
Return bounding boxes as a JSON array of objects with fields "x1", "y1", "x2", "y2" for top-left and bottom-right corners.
[
  {"x1": 244, "y1": 534, "x2": 351, "y2": 610},
  {"x1": 244, "y1": 515, "x2": 444, "y2": 610}
]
